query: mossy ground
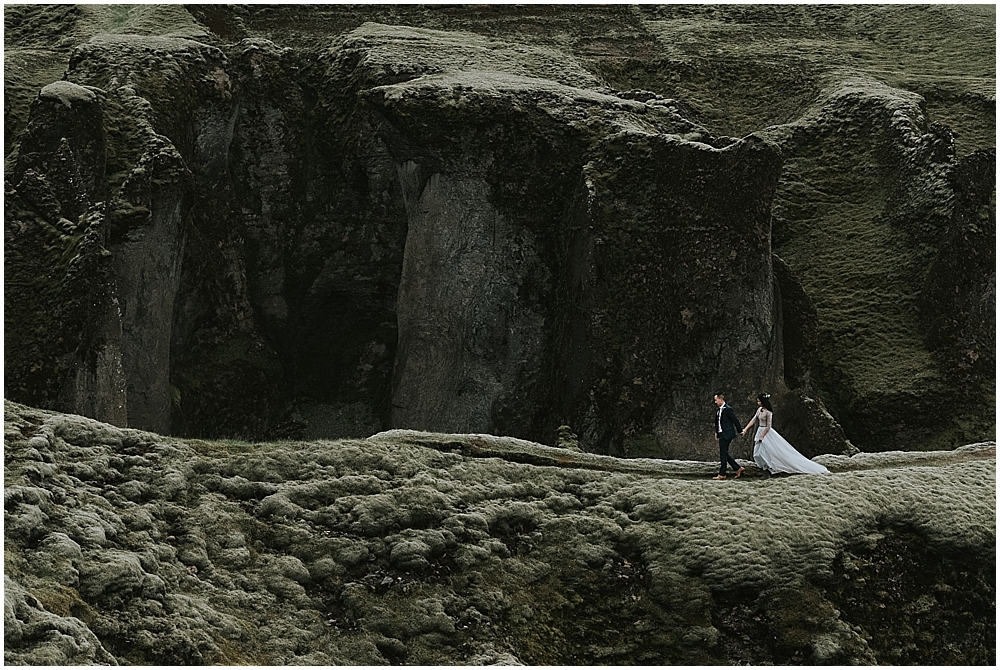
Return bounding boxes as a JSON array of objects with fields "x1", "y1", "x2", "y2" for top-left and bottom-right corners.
[{"x1": 4, "y1": 402, "x2": 994, "y2": 665}]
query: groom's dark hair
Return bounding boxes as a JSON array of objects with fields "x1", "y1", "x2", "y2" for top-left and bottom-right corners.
[{"x1": 715, "y1": 392, "x2": 725, "y2": 400}]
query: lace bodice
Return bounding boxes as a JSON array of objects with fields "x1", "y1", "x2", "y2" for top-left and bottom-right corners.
[{"x1": 755, "y1": 407, "x2": 772, "y2": 428}]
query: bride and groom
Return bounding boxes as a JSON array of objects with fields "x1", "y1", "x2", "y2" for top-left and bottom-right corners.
[{"x1": 713, "y1": 392, "x2": 829, "y2": 480}]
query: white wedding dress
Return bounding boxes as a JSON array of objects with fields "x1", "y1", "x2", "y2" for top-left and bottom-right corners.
[{"x1": 752, "y1": 408, "x2": 829, "y2": 475}]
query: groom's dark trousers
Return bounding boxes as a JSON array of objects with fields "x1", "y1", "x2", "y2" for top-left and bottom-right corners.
[
  {"x1": 718, "y1": 435, "x2": 740, "y2": 476},
  {"x1": 716, "y1": 403, "x2": 741, "y2": 476}
]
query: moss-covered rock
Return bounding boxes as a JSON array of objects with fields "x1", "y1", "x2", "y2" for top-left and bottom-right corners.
[
  {"x1": 4, "y1": 401, "x2": 994, "y2": 665},
  {"x1": 3, "y1": 5, "x2": 995, "y2": 456}
]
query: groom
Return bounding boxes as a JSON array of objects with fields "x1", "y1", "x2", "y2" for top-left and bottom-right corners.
[{"x1": 713, "y1": 393, "x2": 744, "y2": 480}]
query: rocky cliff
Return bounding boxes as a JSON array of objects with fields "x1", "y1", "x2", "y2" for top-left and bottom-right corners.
[
  {"x1": 4, "y1": 401, "x2": 996, "y2": 665},
  {"x1": 4, "y1": 5, "x2": 995, "y2": 460}
]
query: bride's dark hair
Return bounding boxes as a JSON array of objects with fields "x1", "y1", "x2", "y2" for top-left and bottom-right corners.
[{"x1": 758, "y1": 393, "x2": 774, "y2": 412}]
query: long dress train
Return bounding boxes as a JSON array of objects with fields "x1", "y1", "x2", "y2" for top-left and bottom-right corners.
[{"x1": 754, "y1": 425, "x2": 829, "y2": 475}]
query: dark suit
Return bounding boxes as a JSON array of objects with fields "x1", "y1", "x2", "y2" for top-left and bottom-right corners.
[{"x1": 716, "y1": 403, "x2": 741, "y2": 476}]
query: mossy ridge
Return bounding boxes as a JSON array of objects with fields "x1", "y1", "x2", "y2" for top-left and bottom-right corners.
[
  {"x1": 4, "y1": 402, "x2": 994, "y2": 664},
  {"x1": 344, "y1": 21, "x2": 604, "y2": 91},
  {"x1": 370, "y1": 429, "x2": 737, "y2": 479},
  {"x1": 3, "y1": 5, "x2": 82, "y2": 152},
  {"x1": 391, "y1": 428, "x2": 994, "y2": 477},
  {"x1": 66, "y1": 35, "x2": 232, "y2": 165},
  {"x1": 621, "y1": 5, "x2": 994, "y2": 146},
  {"x1": 3, "y1": 4, "x2": 210, "y2": 150},
  {"x1": 73, "y1": 4, "x2": 210, "y2": 41}
]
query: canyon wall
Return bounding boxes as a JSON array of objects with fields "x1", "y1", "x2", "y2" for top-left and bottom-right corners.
[{"x1": 4, "y1": 5, "x2": 995, "y2": 457}]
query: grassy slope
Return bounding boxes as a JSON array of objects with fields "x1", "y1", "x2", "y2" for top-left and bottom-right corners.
[
  {"x1": 773, "y1": 119, "x2": 941, "y2": 412},
  {"x1": 4, "y1": 401, "x2": 996, "y2": 665}
]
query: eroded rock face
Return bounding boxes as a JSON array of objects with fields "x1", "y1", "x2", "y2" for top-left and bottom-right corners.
[
  {"x1": 4, "y1": 402, "x2": 995, "y2": 665},
  {"x1": 5, "y1": 78, "x2": 126, "y2": 428},
  {"x1": 3, "y1": 5, "x2": 995, "y2": 456},
  {"x1": 572, "y1": 133, "x2": 782, "y2": 458},
  {"x1": 350, "y1": 26, "x2": 786, "y2": 456}
]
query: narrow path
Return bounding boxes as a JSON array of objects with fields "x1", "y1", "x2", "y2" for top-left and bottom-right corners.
[{"x1": 369, "y1": 430, "x2": 995, "y2": 479}]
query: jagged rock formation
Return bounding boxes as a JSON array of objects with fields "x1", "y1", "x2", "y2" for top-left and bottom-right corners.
[
  {"x1": 3, "y1": 401, "x2": 995, "y2": 665},
  {"x1": 4, "y1": 5, "x2": 995, "y2": 460}
]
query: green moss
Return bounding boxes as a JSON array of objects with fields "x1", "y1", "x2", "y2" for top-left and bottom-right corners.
[
  {"x1": 31, "y1": 584, "x2": 92, "y2": 620},
  {"x1": 604, "y1": 5, "x2": 995, "y2": 147},
  {"x1": 825, "y1": 527, "x2": 994, "y2": 664},
  {"x1": 555, "y1": 424, "x2": 580, "y2": 451},
  {"x1": 184, "y1": 437, "x2": 263, "y2": 456},
  {"x1": 346, "y1": 21, "x2": 603, "y2": 91},
  {"x1": 5, "y1": 402, "x2": 993, "y2": 665},
  {"x1": 761, "y1": 79, "x2": 983, "y2": 448},
  {"x1": 776, "y1": 160, "x2": 939, "y2": 393},
  {"x1": 101, "y1": 96, "x2": 145, "y2": 194},
  {"x1": 3, "y1": 50, "x2": 71, "y2": 155},
  {"x1": 75, "y1": 4, "x2": 210, "y2": 41}
]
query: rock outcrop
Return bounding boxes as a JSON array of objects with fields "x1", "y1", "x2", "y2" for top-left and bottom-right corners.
[
  {"x1": 4, "y1": 5, "x2": 995, "y2": 458},
  {"x1": 4, "y1": 401, "x2": 995, "y2": 665}
]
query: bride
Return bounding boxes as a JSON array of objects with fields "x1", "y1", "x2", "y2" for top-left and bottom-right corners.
[{"x1": 741, "y1": 393, "x2": 829, "y2": 475}]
